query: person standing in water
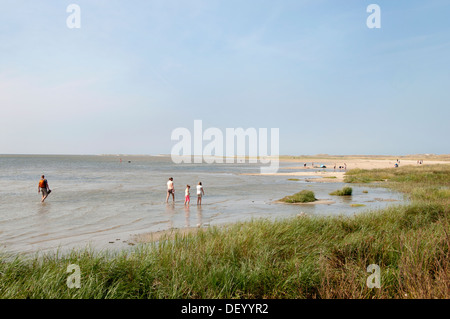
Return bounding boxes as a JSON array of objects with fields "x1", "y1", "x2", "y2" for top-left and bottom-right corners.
[
  {"x1": 196, "y1": 182, "x2": 205, "y2": 206},
  {"x1": 38, "y1": 175, "x2": 51, "y2": 203},
  {"x1": 184, "y1": 185, "x2": 191, "y2": 206},
  {"x1": 166, "y1": 177, "x2": 175, "y2": 203}
]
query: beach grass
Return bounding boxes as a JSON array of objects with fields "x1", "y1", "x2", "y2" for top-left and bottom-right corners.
[
  {"x1": 279, "y1": 190, "x2": 317, "y2": 203},
  {"x1": 0, "y1": 164, "x2": 449, "y2": 298},
  {"x1": 329, "y1": 186, "x2": 353, "y2": 196}
]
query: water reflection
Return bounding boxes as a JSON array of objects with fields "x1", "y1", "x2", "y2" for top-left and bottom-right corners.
[
  {"x1": 36, "y1": 202, "x2": 51, "y2": 234},
  {"x1": 196, "y1": 205, "x2": 203, "y2": 227},
  {"x1": 37, "y1": 202, "x2": 51, "y2": 214},
  {"x1": 184, "y1": 205, "x2": 190, "y2": 227},
  {"x1": 182, "y1": 204, "x2": 203, "y2": 228},
  {"x1": 165, "y1": 202, "x2": 175, "y2": 228},
  {"x1": 341, "y1": 196, "x2": 353, "y2": 204}
]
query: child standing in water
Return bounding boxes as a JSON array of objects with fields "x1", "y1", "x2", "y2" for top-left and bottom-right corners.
[
  {"x1": 196, "y1": 182, "x2": 205, "y2": 206},
  {"x1": 184, "y1": 185, "x2": 190, "y2": 206}
]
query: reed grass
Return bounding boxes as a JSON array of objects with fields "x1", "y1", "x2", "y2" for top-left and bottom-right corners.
[
  {"x1": 0, "y1": 164, "x2": 448, "y2": 298},
  {"x1": 330, "y1": 186, "x2": 353, "y2": 196}
]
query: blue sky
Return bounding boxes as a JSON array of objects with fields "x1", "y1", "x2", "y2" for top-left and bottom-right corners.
[{"x1": 1, "y1": 0, "x2": 449, "y2": 155}]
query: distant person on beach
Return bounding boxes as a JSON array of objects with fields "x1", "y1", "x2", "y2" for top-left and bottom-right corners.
[
  {"x1": 166, "y1": 177, "x2": 175, "y2": 203},
  {"x1": 184, "y1": 185, "x2": 190, "y2": 206},
  {"x1": 196, "y1": 182, "x2": 205, "y2": 206},
  {"x1": 38, "y1": 175, "x2": 51, "y2": 203},
  {"x1": 344, "y1": 163, "x2": 347, "y2": 170}
]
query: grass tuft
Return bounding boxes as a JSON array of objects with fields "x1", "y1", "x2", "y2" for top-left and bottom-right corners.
[
  {"x1": 279, "y1": 190, "x2": 317, "y2": 203},
  {"x1": 330, "y1": 186, "x2": 353, "y2": 196}
]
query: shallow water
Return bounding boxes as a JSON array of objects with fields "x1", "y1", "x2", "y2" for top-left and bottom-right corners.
[{"x1": 0, "y1": 155, "x2": 404, "y2": 254}]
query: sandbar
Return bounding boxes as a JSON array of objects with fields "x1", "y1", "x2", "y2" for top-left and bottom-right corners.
[
  {"x1": 243, "y1": 155, "x2": 450, "y2": 180},
  {"x1": 132, "y1": 227, "x2": 205, "y2": 244},
  {"x1": 273, "y1": 199, "x2": 335, "y2": 206}
]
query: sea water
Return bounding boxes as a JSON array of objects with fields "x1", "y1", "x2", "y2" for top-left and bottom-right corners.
[{"x1": 0, "y1": 155, "x2": 403, "y2": 254}]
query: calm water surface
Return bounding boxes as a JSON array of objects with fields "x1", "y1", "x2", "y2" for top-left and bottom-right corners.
[{"x1": 0, "y1": 155, "x2": 404, "y2": 254}]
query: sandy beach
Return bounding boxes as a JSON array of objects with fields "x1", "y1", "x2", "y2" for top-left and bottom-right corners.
[
  {"x1": 242, "y1": 155, "x2": 450, "y2": 182},
  {"x1": 280, "y1": 156, "x2": 449, "y2": 170}
]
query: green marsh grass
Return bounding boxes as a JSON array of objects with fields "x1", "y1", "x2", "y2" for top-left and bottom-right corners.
[
  {"x1": 0, "y1": 165, "x2": 448, "y2": 298},
  {"x1": 279, "y1": 190, "x2": 317, "y2": 203},
  {"x1": 330, "y1": 186, "x2": 353, "y2": 196}
]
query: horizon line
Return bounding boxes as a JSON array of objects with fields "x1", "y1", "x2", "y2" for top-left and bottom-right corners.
[{"x1": 0, "y1": 153, "x2": 448, "y2": 157}]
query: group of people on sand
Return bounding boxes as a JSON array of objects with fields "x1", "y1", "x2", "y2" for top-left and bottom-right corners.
[
  {"x1": 166, "y1": 177, "x2": 205, "y2": 206},
  {"x1": 333, "y1": 163, "x2": 347, "y2": 171},
  {"x1": 303, "y1": 162, "x2": 347, "y2": 171}
]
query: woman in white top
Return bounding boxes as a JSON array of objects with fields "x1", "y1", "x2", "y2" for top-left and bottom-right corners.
[{"x1": 196, "y1": 182, "x2": 205, "y2": 206}]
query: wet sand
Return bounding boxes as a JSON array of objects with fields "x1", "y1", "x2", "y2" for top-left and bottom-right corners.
[
  {"x1": 279, "y1": 156, "x2": 449, "y2": 170},
  {"x1": 273, "y1": 199, "x2": 335, "y2": 205},
  {"x1": 132, "y1": 227, "x2": 205, "y2": 244}
]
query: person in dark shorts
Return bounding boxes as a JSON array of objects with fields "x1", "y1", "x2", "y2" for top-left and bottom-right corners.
[
  {"x1": 166, "y1": 177, "x2": 175, "y2": 203},
  {"x1": 38, "y1": 175, "x2": 51, "y2": 202}
]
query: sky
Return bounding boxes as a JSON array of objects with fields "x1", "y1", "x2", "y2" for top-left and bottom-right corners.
[{"x1": 0, "y1": 0, "x2": 449, "y2": 156}]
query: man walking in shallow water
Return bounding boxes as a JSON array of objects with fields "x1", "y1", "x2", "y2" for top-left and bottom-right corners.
[
  {"x1": 38, "y1": 175, "x2": 50, "y2": 203},
  {"x1": 166, "y1": 177, "x2": 175, "y2": 203}
]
